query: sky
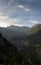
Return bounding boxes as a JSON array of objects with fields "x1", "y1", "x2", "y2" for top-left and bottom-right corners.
[{"x1": 0, "y1": 0, "x2": 41, "y2": 27}]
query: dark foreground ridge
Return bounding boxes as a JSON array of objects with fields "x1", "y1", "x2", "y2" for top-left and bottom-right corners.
[{"x1": 0, "y1": 33, "x2": 23, "y2": 65}]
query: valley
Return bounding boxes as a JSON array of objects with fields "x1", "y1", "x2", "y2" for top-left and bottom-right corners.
[{"x1": 0, "y1": 24, "x2": 41, "y2": 65}]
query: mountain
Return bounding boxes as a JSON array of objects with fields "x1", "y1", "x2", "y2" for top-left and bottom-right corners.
[
  {"x1": 0, "y1": 26, "x2": 30, "y2": 40},
  {"x1": 9, "y1": 24, "x2": 41, "y2": 65},
  {"x1": 0, "y1": 24, "x2": 41, "y2": 47},
  {"x1": 18, "y1": 24, "x2": 41, "y2": 47},
  {"x1": 20, "y1": 24, "x2": 41, "y2": 65},
  {"x1": 0, "y1": 27, "x2": 24, "y2": 40},
  {"x1": 26, "y1": 24, "x2": 41, "y2": 44},
  {"x1": 10, "y1": 24, "x2": 41, "y2": 46},
  {"x1": 7, "y1": 25, "x2": 30, "y2": 33},
  {"x1": 28, "y1": 24, "x2": 41, "y2": 35}
]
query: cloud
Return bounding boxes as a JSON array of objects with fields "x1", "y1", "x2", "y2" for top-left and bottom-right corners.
[
  {"x1": 0, "y1": 15, "x2": 8, "y2": 20},
  {"x1": 24, "y1": 8, "x2": 30, "y2": 11},
  {"x1": 8, "y1": 0, "x2": 13, "y2": 6},
  {"x1": 0, "y1": 0, "x2": 41, "y2": 27},
  {"x1": 18, "y1": 5, "x2": 30, "y2": 12},
  {"x1": 0, "y1": 14, "x2": 40, "y2": 27},
  {"x1": 0, "y1": 22, "x2": 9, "y2": 27},
  {"x1": 13, "y1": 24, "x2": 23, "y2": 27},
  {"x1": 0, "y1": 14, "x2": 22, "y2": 27},
  {"x1": 29, "y1": 20, "x2": 39, "y2": 24},
  {"x1": 18, "y1": 5, "x2": 24, "y2": 8}
]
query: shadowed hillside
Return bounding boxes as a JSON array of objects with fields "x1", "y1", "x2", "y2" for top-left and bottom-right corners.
[
  {"x1": 0, "y1": 33, "x2": 23, "y2": 65},
  {"x1": 0, "y1": 33, "x2": 33, "y2": 65}
]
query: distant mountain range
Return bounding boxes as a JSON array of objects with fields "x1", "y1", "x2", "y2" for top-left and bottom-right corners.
[
  {"x1": 0, "y1": 24, "x2": 41, "y2": 47},
  {"x1": 0, "y1": 25, "x2": 30, "y2": 40},
  {"x1": 7, "y1": 25, "x2": 30, "y2": 33},
  {"x1": 0, "y1": 24, "x2": 41, "y2": 44}
]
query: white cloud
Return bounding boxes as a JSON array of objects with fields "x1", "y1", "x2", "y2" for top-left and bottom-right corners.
[
  {"x1": 29, "y1": 20, "x2": 39, "y2": 24},
  {"x1": 18, "y1": 5, "x2": 30, "y2": 12},
  {"x1": 0, "y1": 22, "x2": 9, "y2": 27},
  {"x1": 24, "y1": 8, "x2": 30, "y2": 11},
  {"x1": 13, "y1": 24, "x2": 23, "y2": 27},
  {"x1": 18, "y1": 5, "x2": 24, "y2": 8},
  {"x1": 0, "y1": 15, "x2": 8, "y2": 20}
]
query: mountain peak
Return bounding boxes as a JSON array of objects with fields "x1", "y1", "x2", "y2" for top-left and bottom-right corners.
[
  {"x1": 28, "y1": 23, "x2": 41, "y2": 35},
  {"x1": 32, "y1": 23, "x2": 41, "y2": 28}
]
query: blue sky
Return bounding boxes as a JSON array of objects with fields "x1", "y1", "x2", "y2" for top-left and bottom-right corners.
[{"x1": 0, "y1": 0, "x2": 41, "y2": 27}]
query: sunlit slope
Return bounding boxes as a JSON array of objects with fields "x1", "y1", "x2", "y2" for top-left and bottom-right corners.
[{"x1": 28, "y1": 24, "x2": 41, "y2": 35}]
